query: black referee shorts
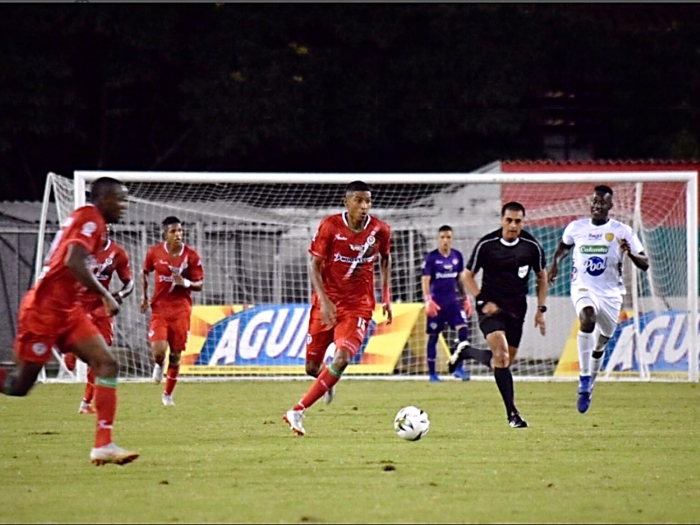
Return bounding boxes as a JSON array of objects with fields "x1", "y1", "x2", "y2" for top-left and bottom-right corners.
[{"x1": 477, "y1": 310, "x2": 526, "y2": 349}]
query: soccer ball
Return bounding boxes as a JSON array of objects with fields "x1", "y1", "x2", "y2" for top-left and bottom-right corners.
[{"x1": 393, "y1": 406, "x2": 430, "y2": 441}]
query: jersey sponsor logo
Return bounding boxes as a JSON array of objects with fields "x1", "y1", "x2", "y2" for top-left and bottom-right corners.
[
  {"x1": 583, "y1": 256, "x2": 607, "y2": 276},
  {"x1": 605, "y1": 233, "x2": 615, "y2": 242},
  {"x1": 92, "y1": 257, "x2": 115, "y2": 281},
  {"x1": 333, "y1": 253, "x2": 375, "y2": 264},
  {"x1": 443, "y1": 264, "x2": 453, "y2": 271},
  {"x1": 349, "y1": 244, "x2": 365, "y2": 251},
  {"x1": 588, "y1": 233, "x2": 602, "y2": 240},
  {"x1": 580, "y1": 245, "x2": 609, "y2": 255},
  {"x1": 518, "y1": 265, "x2": 529, "y2": 278},
  {"x1": 435, "y1": 271, "x2": 458, "y2": 279}
]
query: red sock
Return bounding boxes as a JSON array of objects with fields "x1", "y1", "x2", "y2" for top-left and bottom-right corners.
[
  {"x1": 294, "y1": 366, "x2": 341, "y2": 411},
  {"x1": 94, "y1": 377, "x2": 118, "y2": 448},
  {"x1": 83, "y1": 368, "x2": 95, "y2": 404},
  {"x1": 164, "y1": 365, "x2": 180, "y2": 396}
]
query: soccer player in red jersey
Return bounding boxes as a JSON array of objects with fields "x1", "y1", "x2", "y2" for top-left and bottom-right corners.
[
  {"x1": 0, "y1": 177, "x2": 139, "y2": 466},
  {"x1": 140, "y1": 216, "x2": 204, "y2": 407},
  {"x1": 64, "y1": 227, "x2": 134, "y2": 415},
  {"x1": 283, "y1": 180, "x2": 393, "y2": 436}
]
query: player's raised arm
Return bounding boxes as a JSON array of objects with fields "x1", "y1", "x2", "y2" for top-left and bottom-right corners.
[
  {"x1": 65, "y1": 243, "x2": 119, "y2": 316},
  {"x1": 548, "y1": 241, "x2": 573, "y2": 284},
  {"x1": 113, "y1": 249, "x2": 134, "y2": 304},
  {"x1": 617, "y1": 236, "x2": 649, "y2": 272}
]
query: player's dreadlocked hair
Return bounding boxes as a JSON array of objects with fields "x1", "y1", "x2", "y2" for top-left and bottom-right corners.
[{"x1": 346, "y1": 180, "x2": 371, "y2": 193}]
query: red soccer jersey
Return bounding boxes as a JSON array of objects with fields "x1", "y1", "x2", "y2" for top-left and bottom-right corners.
[
  {"x1": 308, "y1": 212, "x2": 391, "y2": 317},
  {"x1": 143, "y1": 242, "x2": 204, "y2": 316},
  {"x1": 33, "y1": 205, "x2": 108, "y2": 310},
  {"x1": 77, "y1": 239, "x2": 132, "y2": 314}
]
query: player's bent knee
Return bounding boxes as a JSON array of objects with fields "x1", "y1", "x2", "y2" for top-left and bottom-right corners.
[
  {"x1": 169, "y1": 352, "x2": 182, "y2": 367},
  {"x1": 92, "y1": 354, "x2": 119, "y2": 378},
  {"x1": 331, "y1": 351, "x2": 352, "y2": 372},
  {"x1": 305, "y1": 362, "x2": 321, "y2": 377}
]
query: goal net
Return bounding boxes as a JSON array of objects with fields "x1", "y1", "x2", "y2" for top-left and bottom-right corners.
[{"x1": 38, "y1": 171, "x2": 698, "y2": 382}]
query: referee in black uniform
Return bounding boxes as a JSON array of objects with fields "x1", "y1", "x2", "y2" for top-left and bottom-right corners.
[{"x1": 451, "y1": 201, "x2": 548, "y2": 428}]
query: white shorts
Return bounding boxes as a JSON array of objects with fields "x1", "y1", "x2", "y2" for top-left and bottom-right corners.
[{"x1": 570, "y1": 289, "x2": 623, "y2": 338}]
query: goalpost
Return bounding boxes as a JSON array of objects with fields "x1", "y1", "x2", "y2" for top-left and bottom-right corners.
[{"x1": 37, "y1": 170, "x2": 698, "y2": 382}]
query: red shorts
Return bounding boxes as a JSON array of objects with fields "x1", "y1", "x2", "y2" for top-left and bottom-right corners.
[
  {"x1": 14, "y1": 291, "x2": 100, "y2": 365},
  {"x1": 148, "y1": 312, "x2": 191, "y2": 352},
  {"x1": 90, "y1": 314, "x2": 114, "y2": 346},
  {"x1": 305, "y1": 306, "x2": 371, "y2": 365}
]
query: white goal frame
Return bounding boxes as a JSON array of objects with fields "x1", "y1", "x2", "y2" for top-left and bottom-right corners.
[{"x1": 39, "y1": 170, "x2": 700, "y2": 382}]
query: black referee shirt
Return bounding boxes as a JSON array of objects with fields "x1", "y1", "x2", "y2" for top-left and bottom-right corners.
[{"x1": 466, "y1": 228, "x2": 546, "y2": 318}]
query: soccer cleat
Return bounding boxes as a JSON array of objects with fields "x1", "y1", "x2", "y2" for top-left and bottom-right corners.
[
  {"x1": 429, "y1": 374, "x2": 441, "y2": 382},
  {"x1": 323, "y1": 385, "x2": 336, "y2": 405},
  {"x1": 90, "y1": 443, "x2": 140, "y2": 466},
  {"x1": 452, "y1": 367, "x2": 470, "y2": 381},
  {"x1": 282, "y1": 409, "x2": 306, "y2": 436},
  {"x1": 162, "y1": 393, "x2": 175, "y2": 406},
  {"x1": 508, "y1": 413, "x2": 528, "y2": 428},
  {"x1": 447, "y1": 341, "x2": 469, "y2": 374},
  {"x1": 152, "y1": 364, "x2": 163, "y2": 384},
  {"x1": 78, "y1": 401, "x2": 95, "y2": 415},
  {"x1": 577, "y1": 375, "x2": 593, "y2": 414}
]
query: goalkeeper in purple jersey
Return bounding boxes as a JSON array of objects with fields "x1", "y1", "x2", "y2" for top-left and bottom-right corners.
[{"x1": 421, "y1": 225, "x2": 473, "y2": 382}]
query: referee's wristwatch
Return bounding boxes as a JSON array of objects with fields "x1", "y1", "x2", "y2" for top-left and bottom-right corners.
[{"x1": 537, "y1": 305, "x2": 547, "y2": 313}]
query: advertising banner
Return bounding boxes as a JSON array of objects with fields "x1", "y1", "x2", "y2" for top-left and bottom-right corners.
[
  {"x1": 180, "y1": 303, "x2": 424, "y2": 375},
  {"x1": 554, "y1": 310, "x2": 699, "y2": 378}
]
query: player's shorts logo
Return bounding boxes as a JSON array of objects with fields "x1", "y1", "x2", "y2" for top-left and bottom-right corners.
[
  {"x1": 518, "y1": 265, "x2": 529, "y2": 278},
  {"x1": 148, "y1": 330, "x2": 155, "y2": 338},
  {"x1": 584, "y1": 257, "x2": 607, "y2": 276},
  {"x1": 306, "y1": 334, "x2": 312, "y2": 345},
  {"x1": 32, "y1": 343, "x2": 48, "y2": 356}
]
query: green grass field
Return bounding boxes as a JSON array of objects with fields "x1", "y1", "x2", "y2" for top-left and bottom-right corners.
[{"x1": 1, "y1": 379, "x2": 699, "y2": 524}]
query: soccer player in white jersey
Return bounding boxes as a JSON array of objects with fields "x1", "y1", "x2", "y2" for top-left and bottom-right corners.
[{"x1": 548, "y1": 185, "x2": 649, "y2": 414}]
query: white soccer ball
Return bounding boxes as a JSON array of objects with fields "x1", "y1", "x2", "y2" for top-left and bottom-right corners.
[{"x1": 393, "y1": 406, "x2": 430, "y2": 441}]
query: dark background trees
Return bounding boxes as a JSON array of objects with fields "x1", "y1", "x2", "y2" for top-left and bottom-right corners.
[{"x1": 1, "y1": 3, "x2": 700, "y2": 200}]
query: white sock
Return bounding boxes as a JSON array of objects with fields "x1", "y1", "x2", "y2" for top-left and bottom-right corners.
[
  {"x1": 591, "y1": 356, "x2": 604, "y2": 383},
  {"x1": 577, "y1": 331, "x2": 595, "y2": 376}
]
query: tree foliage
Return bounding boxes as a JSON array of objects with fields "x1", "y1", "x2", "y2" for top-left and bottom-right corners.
[{"x1": 1, "y1": 4, "x2": 700, "y2": 200}]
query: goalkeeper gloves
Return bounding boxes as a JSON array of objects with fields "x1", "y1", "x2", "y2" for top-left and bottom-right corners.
[{"x1": 425, "y1": 296, "x2": 441, "y2": 317}]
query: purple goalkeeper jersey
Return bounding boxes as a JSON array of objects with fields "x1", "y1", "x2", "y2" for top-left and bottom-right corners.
[{"x1": 421, "y1": 248, "x2": 464, "y2": 307}]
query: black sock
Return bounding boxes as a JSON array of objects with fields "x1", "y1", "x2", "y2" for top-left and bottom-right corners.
[
  {"x1": 494, "y1": 367, "x2": 516, "y2": 416},
  {"x1": 466, "y1": 347, "x2": 493, "y2": 368}
]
